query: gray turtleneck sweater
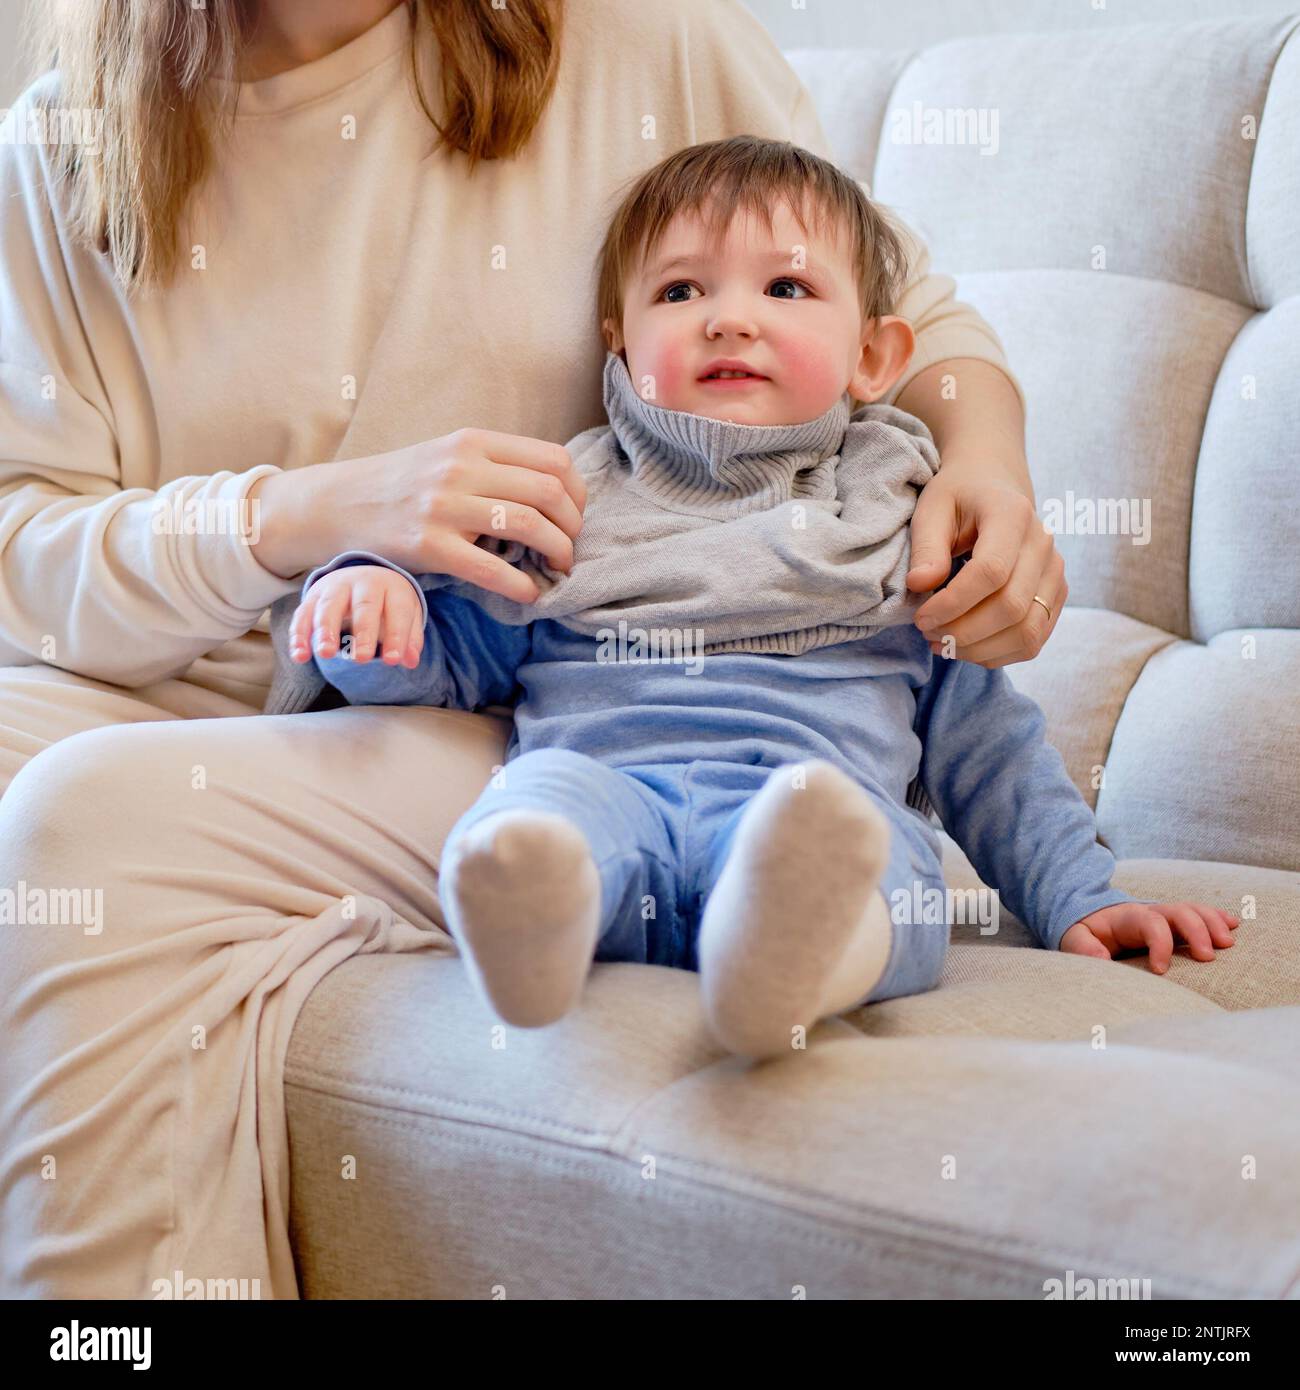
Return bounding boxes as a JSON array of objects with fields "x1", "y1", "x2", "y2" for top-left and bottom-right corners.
[{"x1": 265, "y1": 350, "x2": 938, "y2": 715}]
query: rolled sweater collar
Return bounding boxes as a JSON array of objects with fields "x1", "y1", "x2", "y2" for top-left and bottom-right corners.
[{"x1": 601, "y1": 350, "x2": 851, "y2": 515}]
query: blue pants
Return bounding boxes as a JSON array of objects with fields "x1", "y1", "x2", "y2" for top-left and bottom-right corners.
[{"x1": 443, "y1": 748, "x2": 950, "y2": 1006}]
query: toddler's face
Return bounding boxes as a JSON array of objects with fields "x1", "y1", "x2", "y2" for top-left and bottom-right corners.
[{"x1": 605, "y1": 198, "x2": 900, "y2": 426}]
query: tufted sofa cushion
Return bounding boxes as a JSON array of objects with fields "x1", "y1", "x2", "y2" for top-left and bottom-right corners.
[{"x1": 790, "y1": 16, "x2": 1300, "y2": 880}]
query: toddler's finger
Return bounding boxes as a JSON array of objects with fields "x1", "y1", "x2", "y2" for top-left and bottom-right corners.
[
  {"x1": 1166, "y1": 904, "x2": 1215, "y2": 961},
  {"x1": 1063, "y1": 926, "x2": 1111, "y2": 961},
  {"x1": 312, "y1": 585, "x2": 350, "y2": 659},
  {"x1": 289, "y1": 595, "x2": 317, "y2": 663},
  {"x1": 347, "y1": 578, "x2": 386, "y2": 662},
  {"x1": 1200, "y1": 905, "x2": 1237, "y2": 948},
  {"x1": 379, "y1": 589, "x2": 410, "y2": 665},
  {"x1": 401, "y1": 602, "x2": 425, "y2": 668},
  {"x1": 1139, "y1": 910, "x2": 1174, "y2": 974}
]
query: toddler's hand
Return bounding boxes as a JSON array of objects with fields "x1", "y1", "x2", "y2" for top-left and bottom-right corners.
[
  {"x1": 289, "y1": 565, "x2": 425, "y2": 668},
  {"x1": 1060, "y1": 901, "x2": 1239, "y2": 974}
]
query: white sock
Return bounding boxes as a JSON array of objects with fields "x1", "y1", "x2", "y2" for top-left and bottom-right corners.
[
  {"x1": 697, "y1": 760, "x2": 893, "y2": 1059},
  {"x1": 817, "y1": 889, "x2": 894, "y2": 1016},
  {"x1": 441, "y1": 810, "x2": 601, "y2": 1028}
]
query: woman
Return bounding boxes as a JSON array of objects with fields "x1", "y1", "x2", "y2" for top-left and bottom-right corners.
[{"x1": 0, "y1": 0, "x2": 1063, "y2": 1297}]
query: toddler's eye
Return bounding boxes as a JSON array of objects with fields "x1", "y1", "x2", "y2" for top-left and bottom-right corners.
[
  {"x1": 661, "y1": 282, "x2": 698, "y2": 304},
  {"x1": 769, "y1": 278, "x2": 810, "y2": 299}
]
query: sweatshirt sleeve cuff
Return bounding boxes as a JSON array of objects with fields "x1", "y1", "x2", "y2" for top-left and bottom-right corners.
[{"x1": 182, "y1": 466, "x2": 302, "y2": 614}]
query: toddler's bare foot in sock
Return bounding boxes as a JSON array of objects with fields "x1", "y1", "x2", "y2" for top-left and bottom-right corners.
[
  {"x1": 441, "y1": 810, "x2": 600, "y2": 1028},
  {"x1": 698, "y1": 760, "x2": 893, "y2": 1059}
]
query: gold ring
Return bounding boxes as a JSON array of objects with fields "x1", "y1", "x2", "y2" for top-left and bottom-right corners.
[{"x1": 1031, "y1": 594, "x2": 1052, "y2": 623}]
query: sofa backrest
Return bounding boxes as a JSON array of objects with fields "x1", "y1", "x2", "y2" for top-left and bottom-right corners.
[{"x1": 788, "y1": 16, "x2": 1300, "y2": 874}]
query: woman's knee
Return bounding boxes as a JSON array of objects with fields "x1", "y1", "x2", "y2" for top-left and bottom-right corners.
[
  {"x1": 0, "y1": 716, "x2": 314, "y2": 921},
  {"x1": 0, "y1": 724, "x2": 179, "y2": 983},
  {"x1": 1, "y1": 705, "x2": 513, "y2": 942},
  {"x1": 0, "y1": 723, "x2": 161, "y2": 869}
]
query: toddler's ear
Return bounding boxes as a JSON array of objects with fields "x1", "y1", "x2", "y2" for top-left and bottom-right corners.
[
  {"x1": 850, "y1": 316, "x2": 915, "y2": 403},
  {"x1": 602, "y1": 318, "x2": 625, "y2": 355}
]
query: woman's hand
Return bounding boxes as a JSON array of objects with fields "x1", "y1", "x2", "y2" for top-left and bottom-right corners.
[
  {"x1": 895, "y1": 357, "x2": 1064, "y2": 670},
  {"x1": 907, "y1": 469, "x2": 1067, "y2": 669},
  {"x1": 289, "y1": 565, "x2": 425, "y2": 668},
  {"x1": 1060, "y1": 902, "x2": 1239, "y2": 975},
  {"x1": 248, "y1": 428, "x2": 587, "y2": 604}
]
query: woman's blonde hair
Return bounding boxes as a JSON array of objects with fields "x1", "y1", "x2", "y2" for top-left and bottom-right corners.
[
  {"x1": 22, "y1": 0, "x2": 564, "y2": 293},
  {"x1": 597, "y1": 135, "x2": 909, "y2": 342}
]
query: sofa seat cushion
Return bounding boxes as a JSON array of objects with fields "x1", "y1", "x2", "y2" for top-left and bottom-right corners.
[
  {"x1": 1110, "y1": 1005, "x2": 1300, "y2": 1089},
  {"x1": 850, "y1": 944, "x2": 1222, "y2": 1041},
  {"x1": 285, "y1": 953, "x2": 1300, "y2": 1299}
]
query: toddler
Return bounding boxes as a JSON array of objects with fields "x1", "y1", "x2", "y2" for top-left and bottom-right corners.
[{"x1": 264, "y1": 136, "x2": 1236, "y2": 1057}]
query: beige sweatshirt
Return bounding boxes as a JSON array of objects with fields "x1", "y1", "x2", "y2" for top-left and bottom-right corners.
[{"x1": 0, "y1": 0, "x2": 1020, "y2": 702}]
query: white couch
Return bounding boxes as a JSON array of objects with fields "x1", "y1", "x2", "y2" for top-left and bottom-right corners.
[{"x1": 283, "y1": 11, "x2": 1300, "y2": 1297}]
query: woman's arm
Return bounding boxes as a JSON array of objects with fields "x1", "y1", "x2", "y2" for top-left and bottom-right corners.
[
  {"x1": 0, "y1": 110, "x2": 299, "y2": 687},
  {"x1": 895, "y1": 358, "x2": 1066, "y2": 669},
  {"x1": 0, "y1": 96, "x2": 584, "y2": 689},
  {"x1": 895, "y1": 358, "x2": 1031, "y2": 494}
]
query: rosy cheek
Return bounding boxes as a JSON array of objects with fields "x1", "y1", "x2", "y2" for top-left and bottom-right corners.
[
  {"x1": 641, "y1": 356, "x2": 688, "y2": 406},
  {"x1": 776, "y1": 339, "x2": 837, "y2": 397}
]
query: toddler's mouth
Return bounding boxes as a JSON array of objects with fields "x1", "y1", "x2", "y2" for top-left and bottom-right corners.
[{"x1": 698, "y1": 360, "x2": 770, "y2": 385}]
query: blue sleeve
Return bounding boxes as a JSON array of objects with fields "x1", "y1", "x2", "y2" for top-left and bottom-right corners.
[
  {"x1": 913, "y1": 653, "x2": 1142, "y2": 950},
  {"x1": 306, "y1": 550, "x2": 532, "y2": 712}
]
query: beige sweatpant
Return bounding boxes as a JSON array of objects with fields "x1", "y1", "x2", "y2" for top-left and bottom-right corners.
[{"x1": 0, "y1": 637, "x2": 509, "y2": 1299}]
